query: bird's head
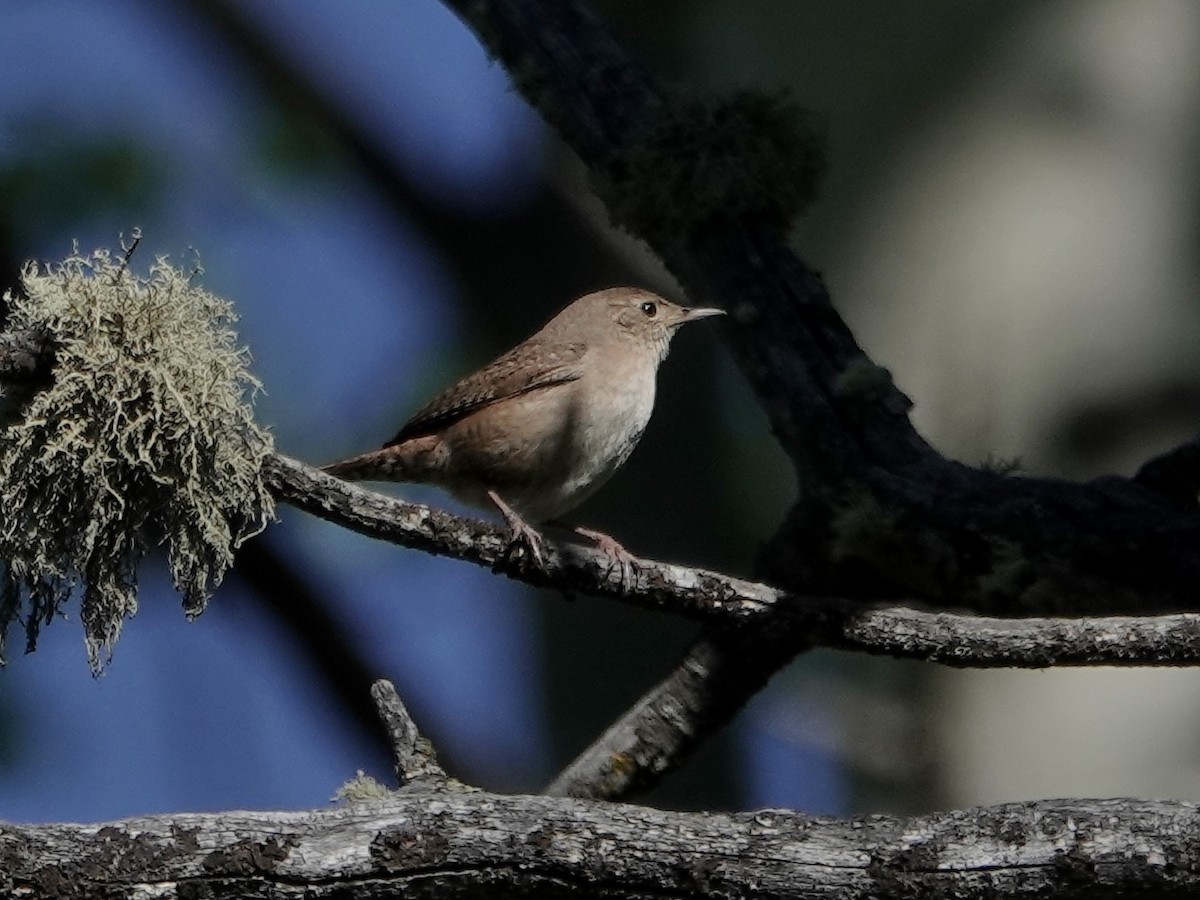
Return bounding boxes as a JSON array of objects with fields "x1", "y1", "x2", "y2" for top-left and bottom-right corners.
[{"x1": 590, "y1": 287, "x2": 724, "y2": 364}]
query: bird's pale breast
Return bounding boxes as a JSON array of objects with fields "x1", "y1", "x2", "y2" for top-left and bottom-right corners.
[{"x1": 437, "y1": 348, "x2": 655, "y2": 522}]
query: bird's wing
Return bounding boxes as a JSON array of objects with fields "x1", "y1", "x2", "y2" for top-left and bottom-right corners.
[{"x1": 385, "y1": 340, "x2": 587, "y2": 445}]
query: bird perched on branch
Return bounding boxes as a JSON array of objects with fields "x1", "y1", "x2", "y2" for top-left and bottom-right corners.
[{"x1": 324, "y1": 287, "x2": 724, "y2": 569}]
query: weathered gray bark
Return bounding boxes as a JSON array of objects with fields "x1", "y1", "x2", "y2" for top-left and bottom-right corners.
[{"x1": 3, "y1": 793, "x2": 1199, "y2": 899}]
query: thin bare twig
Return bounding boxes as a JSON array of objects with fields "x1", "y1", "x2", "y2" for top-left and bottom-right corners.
[{"x1": 371, "y1": 679, "x2": 446, "y2": 786}]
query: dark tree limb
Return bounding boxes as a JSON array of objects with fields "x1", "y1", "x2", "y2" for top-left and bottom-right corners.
[
  {"x1": 1135, "y1": 436, "x2": 1200, "y2": 508},
  {"x1": 2, "y1": 793, "x2": 1199, "y2": 899}
]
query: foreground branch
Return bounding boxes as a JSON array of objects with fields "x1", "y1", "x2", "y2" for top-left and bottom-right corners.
[{"x1": 3, "y1": 794, "x2": 1198, "y2": 899}]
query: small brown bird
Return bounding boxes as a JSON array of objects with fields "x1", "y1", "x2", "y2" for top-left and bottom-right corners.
[{"x1": 324, "y1": 287, "x2": 723, "y2": 565}]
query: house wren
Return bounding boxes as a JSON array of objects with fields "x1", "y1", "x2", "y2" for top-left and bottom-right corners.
[{"x1": 323, "y1": 287, "x2": 723, "y2": 564}]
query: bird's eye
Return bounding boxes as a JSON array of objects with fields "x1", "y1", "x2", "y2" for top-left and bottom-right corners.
[{"x1": 639, "y1": 301, "x2": 658, "y2": 317}]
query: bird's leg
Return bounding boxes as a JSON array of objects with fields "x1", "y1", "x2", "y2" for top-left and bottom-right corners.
[
  {"x1": 572, "y1": 525, "x2": 639, "y2": 591},
  {"x1": 487, "y1": 490, "x2": 546, "y2": 567}
]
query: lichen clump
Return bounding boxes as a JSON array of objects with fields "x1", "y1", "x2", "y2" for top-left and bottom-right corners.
[{"x1": 0, "y1": 244, "x2": 274, "y2": 669}]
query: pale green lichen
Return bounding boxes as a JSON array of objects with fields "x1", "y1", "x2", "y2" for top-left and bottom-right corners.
[
  {"x1": 0, "y1": 241, "x2": 274, "y2": 670},
  {"x1": 333, "y1": 771, "x2": 393, "y2": 802}
]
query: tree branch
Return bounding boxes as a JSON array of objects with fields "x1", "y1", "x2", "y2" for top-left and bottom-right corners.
[
  {"x1": 3, "y1": 793, "x2": 1198, "y2": 898},
  {"x1": 268, "y1": 452, "x2": 1200, "y2": 669},
  {"x1": 370, "y1": 679, "x2": 446, "y2": 786},
  {"x1": 547, "y1": 626, "x2": 805, "y2": 799},
  {"x1": 264, "y1": 452, "x2": 779, "y2": 620}
]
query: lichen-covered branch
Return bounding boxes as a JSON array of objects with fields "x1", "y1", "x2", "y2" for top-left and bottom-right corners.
[
  {"x1": 10, "y1": 327, "x2": 1198, "y2": 666},
  {"x1": 2, "y1": 794, "x2": 1198, "y2": 899},
  {"x1": 0, "y1": 328, "x2": 48, "y2": 383},
  {"x1": 0, "y1": 253, "x2": 274, "y2": 669}
]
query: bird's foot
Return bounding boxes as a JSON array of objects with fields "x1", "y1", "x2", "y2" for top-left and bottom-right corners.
[
  {"x1": 488, "y1": 491, "x2": 546, "y2": 567},
  {"x1": 574, "y1": 526, "x2": 639, "y2": 591}
]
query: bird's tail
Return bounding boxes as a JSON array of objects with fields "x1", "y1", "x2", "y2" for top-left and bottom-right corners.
[
  {"x1": 321, "y1": 435, "x2": 443, "y2": 483},
  {"x1": 321, "y1": 447, "x2": 408, "y2": 482}
]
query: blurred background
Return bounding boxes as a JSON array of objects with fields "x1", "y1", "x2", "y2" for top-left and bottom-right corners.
[{"x1": 1, "y1": 0, "x2": 1198, "y2": 822}]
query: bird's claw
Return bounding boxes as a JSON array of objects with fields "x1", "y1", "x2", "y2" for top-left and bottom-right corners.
[
  {"x1": 488, "y1": 491, "x2": 547, "y2": 568},
  {"x1": 575, "y1": 526, "x2": 639, "y2": 592},
  {"x1": 505, "y1": 517, "x2": 546, "y2": 567}
]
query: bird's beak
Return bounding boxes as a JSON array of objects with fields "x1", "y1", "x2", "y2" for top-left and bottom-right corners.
[{"x1": 682, "y1": 306, "x2": 725, "y2": 321}]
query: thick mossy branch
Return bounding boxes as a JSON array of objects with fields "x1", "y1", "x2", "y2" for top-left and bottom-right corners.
[
  {"x1": 0, "y1": 245, "x2": 274, "y2": 669},
  {"x1": 592, "y1": 91, "x2": 825, "y2": 242}
]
